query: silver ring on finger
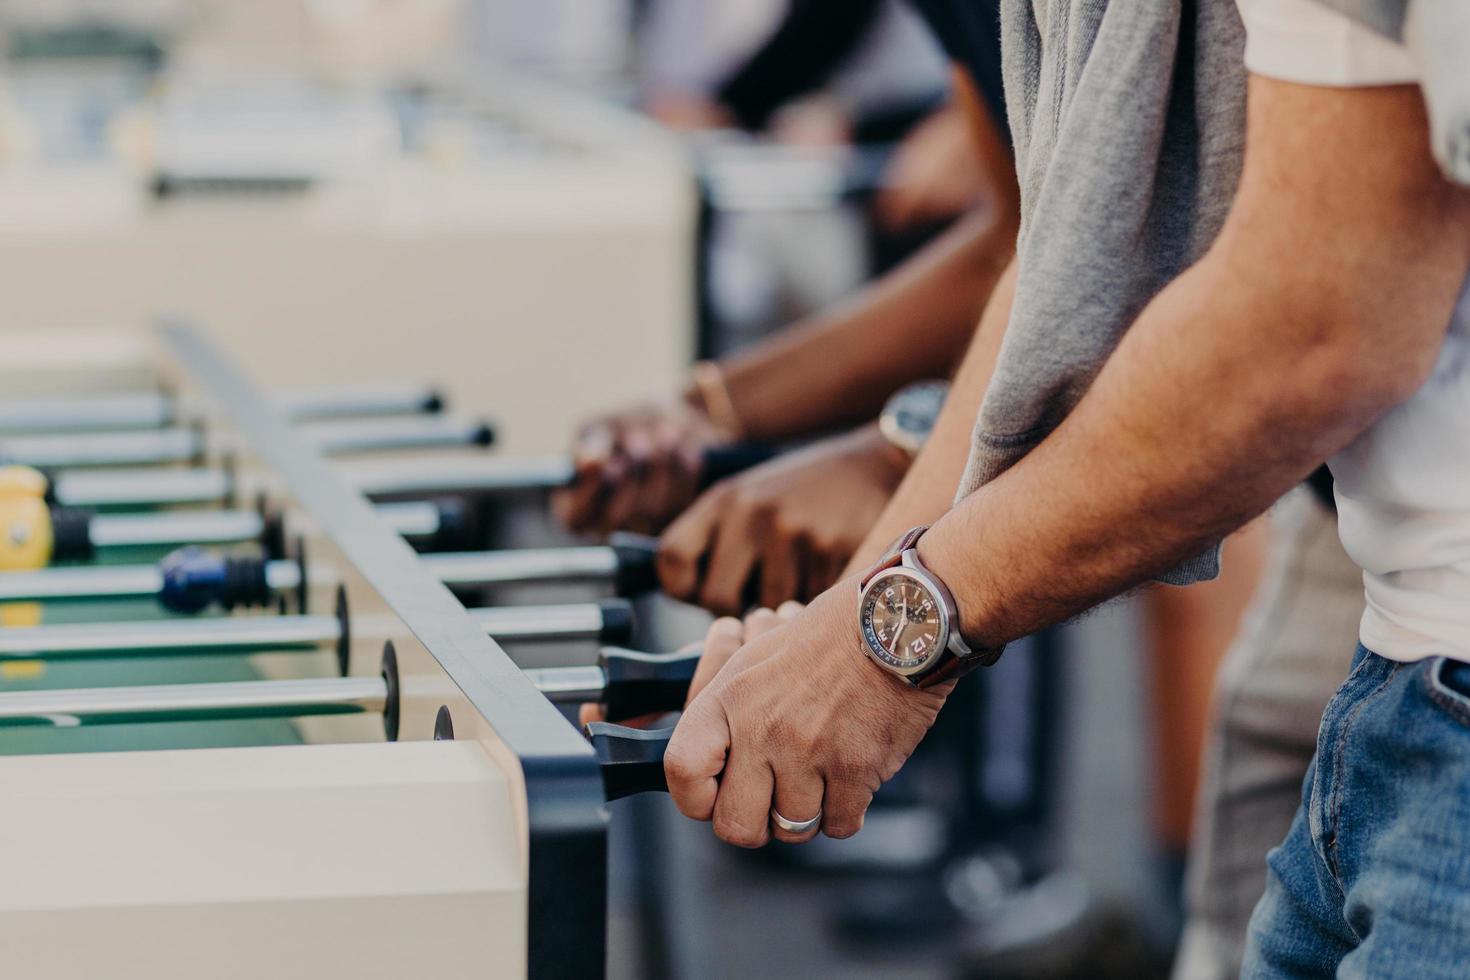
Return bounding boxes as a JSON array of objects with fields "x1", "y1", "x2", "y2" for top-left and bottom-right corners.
[{"x1": 770, "y1": 807, "x2": 822, "y2": 835}]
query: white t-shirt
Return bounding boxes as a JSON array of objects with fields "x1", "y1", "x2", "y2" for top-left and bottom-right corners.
[{"x1": 1239, "y1": 0, "x2": 1470, "y2": 664}]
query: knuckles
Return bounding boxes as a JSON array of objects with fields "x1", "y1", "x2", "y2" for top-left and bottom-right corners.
[
  {"x1": 742, "y1": 608, "x2": 779, "y2": 636},
  {"x1": 654, "y1": 548, "x2": 694, "y2": 598},
  {"x1": 661, "y1": 752, "x2": 713, "y2": 821},
  {"x1": 725, "y1": 485, "x2": 779, "y2": 530},
  {"x1": 822, "y1": 817, "x2": 863, "y2": 840},
  {"x1": 825, "y1": 760, "x2": 880, "y2": 796},
  {"x1": 713, "y1": 817, "x2": 770, "y2": 849},
  {"x1": 699, "y1": 585, "x2": 745, "y2": 620},
  {"x1": 810, "y1": 533, "x2": 850, "y2": 564},
  {"x1": 661, "y1": 739, "x2": 699, "y2": 783}
]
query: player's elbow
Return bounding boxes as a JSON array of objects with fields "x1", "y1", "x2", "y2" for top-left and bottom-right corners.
[
  {"x1": 1357, "y1": 331, "x2": 1443, "y2": 408},
  {"x1": 1286, "y1": 300, "x2": 1444, "y2": 425},
  {"x1": 1213, "y1": 142, "x2": 1470, "y2": 421},
  {"x1": 1212, "y1": 231, "x2": 1460, "y2": 425}
]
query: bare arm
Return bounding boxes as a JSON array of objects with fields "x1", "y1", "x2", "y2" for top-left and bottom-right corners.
[
  {"x1": 559, "y1": 68, "x2": 1017, "y2": 534},
  {"x1": 922, "y1": 79, "x2": 1470, "y2": 648},
  {"x1": 652, "y1": 263, "x2": 1012, "y2": 614},
  {"x1": 661, "y1": 77, "x2": 1470, "y2": 850},
  {"x1": 841, "y1": 259, "x2": 1016, "y2": 574},
  {"x1": 721, "y1": 70, "x2": 1017, "y2": 441}
]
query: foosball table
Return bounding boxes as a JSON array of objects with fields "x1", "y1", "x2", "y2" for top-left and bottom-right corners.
[{"x1": 0, "y1": 322, "x2": 692, "y2": 978}]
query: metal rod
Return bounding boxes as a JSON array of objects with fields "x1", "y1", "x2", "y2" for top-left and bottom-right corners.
[
  {"x1": 0, "y1": 563, "x2": 166, "y2": 602},
  {"x1": 0, "y1": 658, "x2": 663, "y2": 728},
  {"x1": 0, "y1": 676, "x2": 387, "y2": 727},
  {"x1": 272, "y1": 383, "x2": 442, "y2": 421},
  {"x1": 76, "y1": 500, "x2": 441, "y2": 552},
  {"x1": 2, "y1": 417, "x2": 486, "y2": 472},
  {"x1": 45, "y1": 455, "x2": 577, "y2": 511},
  {"x1": 88, "y1": 509, "x2": 267, "y2": 549},
  {"x1": 43, "y1": 446, "x2": 768, "y2": 511},
  {"x1": 0, "y1": 614, "x2": 343, "y2": 658},
  {"x1": 0, "y1": 383, "x2": 443, "y2": 435},
  {"x1": 50, "y1": 467, "x2": 233, "y2": 508},
  {"x1": 0, "y1": 602, "x2": 620, "y2": 659},
  {"x1": 424, "y1": 547, "x2": 620, "y2": 587},
  {"x1": 372, "y1": 501, "x2": 445, "y2": 539},
  {"x1": 341, "y1": 455, "x2": 575, "y2": 497},
  {"x1": 0, "y1": 542, "x2": 645, "y2": 607},
  {"x1": 0, "y1": 657, "x2": 607, "y2": 729},
  {"x1": 298, "y1": 417, "x2": 492, "y2": 455},
  {"x1": 264, "y1": 559, "x2": 305, "y2": 593},
  {"x1": 0, "y1": 393, "x2": 173, "y2": 434},
  {"x1": 0, "y1": 428, "x2": 202, "y2": 468},
  {"x1": 464, "y1": 604, "x2": 616, "y2": 642},
  {"x1": 522, "y1": 664, "x2": 607, "y2": 703}
]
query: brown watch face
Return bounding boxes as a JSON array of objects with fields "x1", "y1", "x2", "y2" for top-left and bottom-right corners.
[{"x1": 860, "y1": 572, "x2": 944, "y2": 673}]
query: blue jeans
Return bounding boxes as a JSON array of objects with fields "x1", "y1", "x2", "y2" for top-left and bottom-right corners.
[{"x1": 1242, "y1": 645, "x2": 1470, "y2": 979}]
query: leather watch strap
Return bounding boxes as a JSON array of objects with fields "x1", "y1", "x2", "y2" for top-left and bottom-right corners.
[
  {"x1": 915, "y1": 630, "x2": 1005, "y2": 689},
  {"x1": 915, "y1": 654, "x2": 970, "y2": 688},
  {"x1": 859, "y1": 525, "x2": 930, "y2": 589}
]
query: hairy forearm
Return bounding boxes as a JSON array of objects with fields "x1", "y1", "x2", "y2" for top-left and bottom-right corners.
[
  {"x1": 921, "y1": 247, "x2": 1459, "y2": 649},
  {"x1": 915, "y1": 80, "x2": 1470, "y2": 650},
  {"x1": 719, "y1": 205, "x2": 1017, "y2": 441},
  {"x1": 841, "y1": 260, "x2": 1017, "y2": 573}
]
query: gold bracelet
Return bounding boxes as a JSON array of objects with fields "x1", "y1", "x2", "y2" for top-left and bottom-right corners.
[{"x1": 689, "y1": 360, "x2": 746, "y2": 442}]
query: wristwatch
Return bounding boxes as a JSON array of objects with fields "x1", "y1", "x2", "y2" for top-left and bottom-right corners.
[
  {"x1": 856, "y1": 526, "x2": 1004, "y2": 688},
  {"x1": 878, "y1": 380, "x2": 949, "y2": 457}
]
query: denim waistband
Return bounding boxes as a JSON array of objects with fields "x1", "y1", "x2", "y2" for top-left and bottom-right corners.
[{"x1": 1350, "y1": 643, "x2": 1373, "y2": 671}]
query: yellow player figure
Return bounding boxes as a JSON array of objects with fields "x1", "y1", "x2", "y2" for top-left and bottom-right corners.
[{"x1": 0, "y1": 465, "x2": 53, "y2": 572}]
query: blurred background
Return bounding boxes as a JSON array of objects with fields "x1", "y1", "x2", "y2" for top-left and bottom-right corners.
[{"x1": 0, "y1": 2, "x2": 1242, "y2": 976}]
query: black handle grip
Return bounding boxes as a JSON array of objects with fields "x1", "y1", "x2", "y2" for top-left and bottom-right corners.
[
  {"x1": 607, "y1": 531, "x2": 660, "y2": 595},
  {"x1": 598, "y1": 646, "x2": 701, "y2": 721},
  {"x1": 587, "y1": 722, "x2": 673, "y2": 800},
  {"x1": 698, "y1": 444, "x2": 778, "y2": 488},
  {"x1": 595, "y1": 598, "x2": 637, "y2": 645},
  {"x1": 421, "y1": 497, "x2": 480, "y2": 553}
]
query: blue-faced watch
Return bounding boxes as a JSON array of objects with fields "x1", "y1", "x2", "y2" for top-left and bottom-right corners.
[{"x1": 878, "y1": 381, "x2": 949, "y2": 457}]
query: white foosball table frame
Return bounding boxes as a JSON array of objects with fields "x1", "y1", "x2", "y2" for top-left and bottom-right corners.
[{"x1": 0, "y1": 323, "x2": 609, "y2": 978}]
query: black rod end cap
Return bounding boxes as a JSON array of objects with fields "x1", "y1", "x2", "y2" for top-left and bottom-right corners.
[{"x1": 470, "y1": 421, "x2": 496, "y2": 448}]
